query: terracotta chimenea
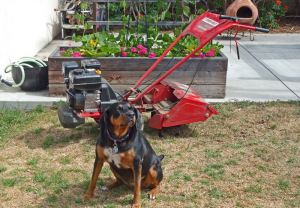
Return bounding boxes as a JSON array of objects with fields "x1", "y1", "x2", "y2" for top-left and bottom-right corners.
[{"x1": 226, "y1": 0, "x2": 258, "y2": 25}]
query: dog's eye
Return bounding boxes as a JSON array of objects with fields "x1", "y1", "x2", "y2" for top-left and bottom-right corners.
[
  {"x1": 118, "y1": 105, "x2": 123, "y2": 110},
  {"x1": 128, "y1": 105, "x2": 132, "y2": 109}
]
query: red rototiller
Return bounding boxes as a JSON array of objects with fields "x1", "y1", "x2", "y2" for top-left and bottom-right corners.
[{"x1": 58, "y1": 0, "x2": 269, "y2": 134}]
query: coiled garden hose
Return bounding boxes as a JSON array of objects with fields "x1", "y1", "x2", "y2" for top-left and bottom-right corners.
[{"x1": 0, "y1": 57, "x2": 47, "y2": 87}]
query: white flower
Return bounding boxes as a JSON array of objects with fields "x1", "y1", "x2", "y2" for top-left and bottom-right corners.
[{"x1": 152, "y1": 44, "x2": 158, "y2": 49}]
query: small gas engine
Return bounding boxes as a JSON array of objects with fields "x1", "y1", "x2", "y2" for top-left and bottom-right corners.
[{"x1": 58, "y1": 59, "x2": 118, "y2": 128}]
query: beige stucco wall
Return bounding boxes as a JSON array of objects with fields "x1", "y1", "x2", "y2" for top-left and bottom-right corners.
[{"x1": 0, "y1": 0, "x2": 61, "y2": 79}]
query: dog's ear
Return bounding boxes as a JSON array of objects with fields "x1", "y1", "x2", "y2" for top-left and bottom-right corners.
[
  {"x1": 100, "y1": 107, "x2": 110, "y2": 127},
  {"x1": 158, "y1": 154, "x2": 164, "y2": 161},
  {"x1": 134, "y1": 107, "x2": 144, "y2": 131}
]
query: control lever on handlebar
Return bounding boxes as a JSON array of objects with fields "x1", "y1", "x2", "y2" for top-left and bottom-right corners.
[{"x1": 234, "y1": 28, "x2": 241, "y2": 60}]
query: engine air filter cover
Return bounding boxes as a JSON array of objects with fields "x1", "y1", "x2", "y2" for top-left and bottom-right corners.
[{"x1": 69, "y1": 69, "x2": 101, "y2": 91}]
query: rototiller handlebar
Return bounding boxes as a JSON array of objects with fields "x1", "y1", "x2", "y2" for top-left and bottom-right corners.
[{"x1": 123, "y1": 11, "x2": 269, "y2": 104}]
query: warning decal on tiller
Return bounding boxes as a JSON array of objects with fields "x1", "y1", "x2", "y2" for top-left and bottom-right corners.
[{"x1": 196, "y1": 17, "x2": 219, "y2": 32}]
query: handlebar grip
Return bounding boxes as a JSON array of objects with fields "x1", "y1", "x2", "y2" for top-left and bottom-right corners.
[
  {"x1": 1, "y1": 79, "x2": 13, "y2": 87},
  {"x1": 219, "y1": 15, "x2": 240, "y2": 22},
  {"x1": 255, "y1": 27, "x2": 269, "y2": 33},
  {"x1": 219, "y1": 15, "x2": 228, "y2": 19}
]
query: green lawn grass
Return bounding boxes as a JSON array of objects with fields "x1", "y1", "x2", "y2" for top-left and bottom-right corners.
[{"x1": 0, "y1": 101, "x2": 299, "y2": 207}]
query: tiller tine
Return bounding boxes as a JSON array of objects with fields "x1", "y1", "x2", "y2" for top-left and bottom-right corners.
[{"x1": 146, "y1": 80, "x2": 217, "y2": 130}]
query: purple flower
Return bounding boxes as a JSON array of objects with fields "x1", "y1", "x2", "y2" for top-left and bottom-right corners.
[
  {"x1": 149, "y1": 52, "x2": 156, "y2": 58},
  {"x1": 122, "y1": 52, "x2": 128, "y2": 57},
  {"x1": 131, "y1": 47, "x2": 137, "y2": 53},
  {"x1": 137, "y1": 45, "x2": 143, "y2": 50}
]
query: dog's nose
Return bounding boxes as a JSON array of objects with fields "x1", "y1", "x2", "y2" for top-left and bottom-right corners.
[{"x1": 127, "y1": 111, "x2": 134, "y2": 118}]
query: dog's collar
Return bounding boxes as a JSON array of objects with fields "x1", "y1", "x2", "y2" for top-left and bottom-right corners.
[
  {"x1": 106, "y1": 128, "x2": 131, "y2": 142},
  {"x1": 106, "y1": 128, "x2": 131, "y2": 153}
]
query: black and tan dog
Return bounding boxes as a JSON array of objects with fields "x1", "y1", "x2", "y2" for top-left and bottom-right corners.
[{"x1": 83, "y1": 102, "x2": 164, "y2": 207}]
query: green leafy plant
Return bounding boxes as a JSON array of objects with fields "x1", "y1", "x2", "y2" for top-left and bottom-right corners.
[
  {"x1": 103, "y1": 0, "x2": 206, "y2": 30},
  {"x1": 72, "y1": 2, "x2": 92, "y2": 35},
  {"x1": 257, "y1": 0, "x2": 288, "y2": 29},
  {"x1": 61, "y1": 24, "x2": 224, "y2": 59}
]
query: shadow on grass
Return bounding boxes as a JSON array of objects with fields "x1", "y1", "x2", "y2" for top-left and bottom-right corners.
[
  {"x1": 15, "y1": 120, "x2": 101, "y2": 151},
  {"x1": 40, "y1": 177, "x2": 153, "y2": 207}
]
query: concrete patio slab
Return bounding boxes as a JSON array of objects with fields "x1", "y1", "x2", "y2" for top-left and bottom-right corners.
[{"x1": 207, "y1": 34, "x2": 300, "y2": 102}]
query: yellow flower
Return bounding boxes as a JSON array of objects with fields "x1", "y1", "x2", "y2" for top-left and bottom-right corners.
[
  {"x1": 185, "y1": 48, "x2": 194, "y2": 51},
  {"x1": 90, "y1": 39, "x2": 97, "y2": 46}
]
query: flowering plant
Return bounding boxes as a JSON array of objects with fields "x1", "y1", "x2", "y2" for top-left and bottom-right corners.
[
  {"x1": 61, "y1": 25, "x2": 223, "y2": 58},
  {"x1": 257, "y1": 0, "x2": 288, "y2": 29}
]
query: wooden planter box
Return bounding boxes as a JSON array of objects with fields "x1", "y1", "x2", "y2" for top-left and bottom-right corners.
[{"x1": 48, "y1": 47, "x2": 228, "y2": 98}]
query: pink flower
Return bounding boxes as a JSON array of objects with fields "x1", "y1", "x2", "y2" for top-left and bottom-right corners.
[
  {"x1": 72, "y1": 52, "x2": 82, "y2": 57},
  {"x1": 138, "y1": 50, "x2": 144, "y2": 56},
  {"x1": 121, "y1": 47, "x2": 125, "y2": 50},
  {"x1": 191, "y1": 54, "x2": 196, "y2": 58},
  {"x1": 206, "y1": 51, "x2": 214, "y2": 57},
  {"x1": 149, "y1": 52, "x2": 156, "y2": 58},
  {"x1": 97, "y1": 11, "x2": 100, "y2": 14},
  {"x1": 137, "y1": 45, "x2": 143, "y2": 50},
  {"x1": 210, "y1": 49, "x2": 215, "y2": 53},
  {"x1": 60, "y1": 50, "x2": 64, "y2": 54},
  {"x1": 131, "y1": 47, "x2": 137, "y2": 53},
  {"x1": 198, "y1": 53, "x2": 205, "y2": 58},
  {"x1": 69, "y1": 44, "x2": 71, "y2": 46},
  {"x1": 141, "y1": 48, "x2": 147, "y2": 54},
  {"x1": 122, "y1": 52, "x2": 127, "y2": 57},
  {"x1": 96, "y1": 25, "x2": 100, "y2": 28}
]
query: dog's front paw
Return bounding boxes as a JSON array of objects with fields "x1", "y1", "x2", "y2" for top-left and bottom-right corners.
[
  {"x1": 132, "y1": 203, "x2": 141, "y2": 208},
  {"x1": 148, "y1": 189, "x2": 158, "y2": 200},
  {"x1": 149, "y1": 194, "x2": 156, "y2": 200},
  {"x1": 82, "y1": 193, "x2": 93, "y2": 200},
  {"x1": 101, "y1": 186, "x2": 109, "y2": 191}
]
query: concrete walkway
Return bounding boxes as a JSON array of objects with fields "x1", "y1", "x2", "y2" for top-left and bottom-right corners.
[
  {"x1": 211, "y1": 33, "x2": 300, "y2": 102},
  {"x1": 0, "y1": 33, "x2": 299, "y2": 109}
]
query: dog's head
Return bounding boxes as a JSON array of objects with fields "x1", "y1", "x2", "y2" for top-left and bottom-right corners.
[{"x1": 100, "y1": 102, "x2": 138, "y2": 138}]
